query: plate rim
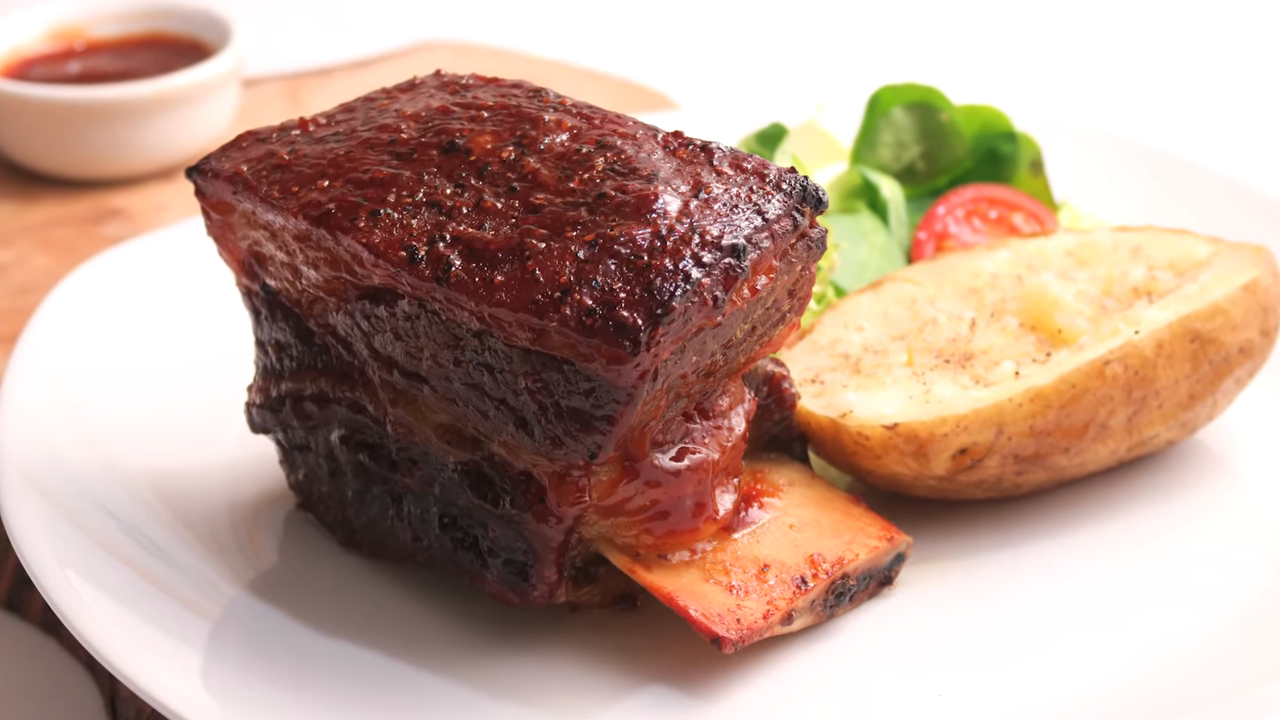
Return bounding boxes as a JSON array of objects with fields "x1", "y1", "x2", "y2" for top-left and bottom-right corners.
[{"x1": 0, "y1": 217, "x2": 211, "y2": 720}]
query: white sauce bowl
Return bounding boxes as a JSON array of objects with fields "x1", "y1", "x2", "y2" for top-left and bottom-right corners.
[{"x1": 0, "y1": 2, "x2": 241, "y2": 182}]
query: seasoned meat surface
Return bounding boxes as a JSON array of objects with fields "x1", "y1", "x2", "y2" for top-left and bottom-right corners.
[
  {"x1": 192, "y1": 71, "x2": 825, "y2": 365},
  {"x1": 190, "y1": 71, "x2": 827, "y2": 605},
  {"x1": 243, "y1": 285, "x2": 631, "y2": 605}
]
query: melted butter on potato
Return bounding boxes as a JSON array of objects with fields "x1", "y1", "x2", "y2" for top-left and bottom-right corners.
[
  {"x1": 780, "y1": 227, "x2": 1280, "y2": 499},
  {"x1": 787, "y1": 229, "x2": 1219, "y2": 422}
]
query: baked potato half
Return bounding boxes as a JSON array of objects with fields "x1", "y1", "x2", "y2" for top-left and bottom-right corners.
[{"x1": 779, "y1": 227, "x2": 1280, "y2": 500}]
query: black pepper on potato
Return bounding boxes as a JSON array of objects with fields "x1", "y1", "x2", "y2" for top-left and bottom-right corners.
[{"x1": 782, "y1": 227, "x2": 1280, "y2": 500}]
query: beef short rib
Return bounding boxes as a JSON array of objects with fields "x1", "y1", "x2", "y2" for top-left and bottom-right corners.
[
  {"x1": 189, "y1": 71, "x2": 829, "y2": 607},
  {"x1": 191, "y1": 72, "x2": 908, "y2": 645}
]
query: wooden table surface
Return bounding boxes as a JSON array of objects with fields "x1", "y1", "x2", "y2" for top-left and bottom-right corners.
[{"x1": 0, "y1": 43, "x2": 673, "y2": 719}]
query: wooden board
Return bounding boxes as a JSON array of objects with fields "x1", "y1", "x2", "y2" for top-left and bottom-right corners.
[{"x1": 0, "y1": 41, "x2": 674, "y2": 720}]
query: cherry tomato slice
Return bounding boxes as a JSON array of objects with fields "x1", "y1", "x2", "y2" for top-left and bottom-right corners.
[{"x1": 910, "y1": 183, "x2": 1059, "y2": 262}]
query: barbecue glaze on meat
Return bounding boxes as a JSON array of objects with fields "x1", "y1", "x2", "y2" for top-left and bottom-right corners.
[{"x1": 190, "y1": 71, "x2": 908, "y2": 642}]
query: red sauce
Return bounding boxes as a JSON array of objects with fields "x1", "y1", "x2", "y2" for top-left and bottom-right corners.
[{"x1": 1, "y1": 32, "x2": 213, "y2": 84}]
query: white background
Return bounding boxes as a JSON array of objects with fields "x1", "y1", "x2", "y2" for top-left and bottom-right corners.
[
  {"x1": 2, "y1": 0, "x2": 1279, "y2": 197},
  {"x1": 1, "y1": 1, "x2": 1278, "y2": 717}
]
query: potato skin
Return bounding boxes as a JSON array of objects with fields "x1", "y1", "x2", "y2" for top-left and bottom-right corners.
[{"x1": 792, "y1": 235, "x2": 1280, "y2": 500}]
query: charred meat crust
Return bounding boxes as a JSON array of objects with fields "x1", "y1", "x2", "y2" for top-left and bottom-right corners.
[
  {"x1": 245, "y1": 284, "x2": 584, "y2": 605},
  {"x1": 246, "y1": 284, "x2": 812, "y2": 605},
  {"x1": 190, "y1": 72, "x2": 826, "y2": 469}
]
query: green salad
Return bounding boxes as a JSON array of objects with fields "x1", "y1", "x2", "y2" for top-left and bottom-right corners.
[{"x1": 739, "y1": 83, "x2": 1098, "y2": 327}]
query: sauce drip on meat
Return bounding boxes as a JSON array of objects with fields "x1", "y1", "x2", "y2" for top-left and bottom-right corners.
[
  {"x1": 581, "y1": 382, "x2": 757, "y2": 551},
  {"x1": 2, "y1": 32, "x2": 213, "y2": 84}
]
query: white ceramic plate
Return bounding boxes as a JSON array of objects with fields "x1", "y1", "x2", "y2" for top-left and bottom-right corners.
[{"x1": 2, "y1": 115, "x2": 1280, "y2": 720}]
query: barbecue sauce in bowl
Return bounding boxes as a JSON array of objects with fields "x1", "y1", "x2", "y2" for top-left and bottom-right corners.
[{"x1": 2, "y1": 32, "x2": 213, "y2": 84}]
